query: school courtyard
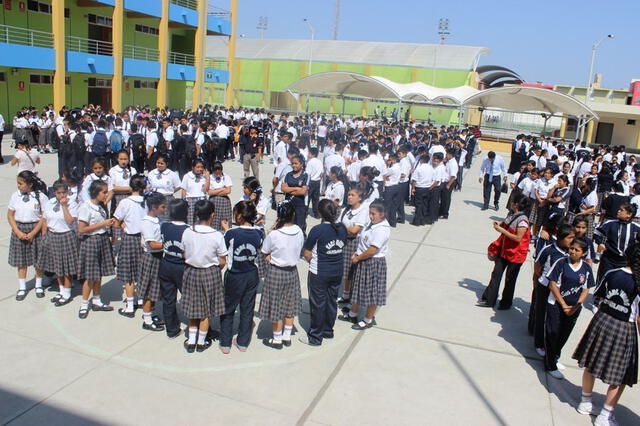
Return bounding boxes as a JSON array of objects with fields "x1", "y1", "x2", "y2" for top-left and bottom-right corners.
[{"x1": 0, "y1": 139, "x2": 637, "y2": 426}]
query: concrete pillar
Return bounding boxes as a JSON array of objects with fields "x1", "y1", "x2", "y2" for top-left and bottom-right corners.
[
  {"x1": 224, "y1": 0, "x2": 238, "y2": 107},
  {"x1": 192, "y1": 0, "x2": 208, "y2": 108},
  {"x1": 111, "y1": 0, "x2": 124, "y2": 111},
  {"x1": 156, "y1": 0, "x2": 170, "y2": 108},
  {"x1": 52, "y1": 0, "x2": 66, "y2": 110}
]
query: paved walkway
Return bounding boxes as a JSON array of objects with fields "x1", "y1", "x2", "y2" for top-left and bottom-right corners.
[{"x1": 0, "y1": 140, "x2": 638, "y2": 425}]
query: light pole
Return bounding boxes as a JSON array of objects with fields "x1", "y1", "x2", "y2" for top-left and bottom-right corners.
[
  {"x1": 303, "y1": 18, "x2": 315, "y2": 112},
  {"x1": 581, "y1": 34, "x2": 613, "y2": 140},
  {"x1": 256, "y1": 16, "x2": 268, "y2": 39}
]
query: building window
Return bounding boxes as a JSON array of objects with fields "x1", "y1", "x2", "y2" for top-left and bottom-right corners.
[
  {"x1": 65, "y1": 8, "x2": 70, "y2": 18},
  {"x1": 134, "y1": 24, "x2": 159, "y2": 36},
  {"x1": 627, "y1": 120, "x2": 636, "y2": 126},
  {"x1": 0, "y1": 72, "x2": 6, "y2": 82},
  {"x1": 65, "y1": 76, "x2": 70, "y2": 85},
  {"x1": 30, "y1": 74, "x2": 53, "y2": 85},
  {"x1": 88, "y1": 13, "x2": 113, "y2": 28},
  {"x1": 24, "y1": 1, "x2": 69, "y2": 17},
  {"x1": 133, "y1": 80, "x2": 157, "y2": 89},
  {"x1": 87, "y1": 78, "x2": 112, "y2": 88}
]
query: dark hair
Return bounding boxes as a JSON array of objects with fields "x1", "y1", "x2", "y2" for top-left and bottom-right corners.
[
  {"x1": 488, "y1": 151, "x2": 496, "y2": 159},
  {"x1": 572, "y1": 216, "x2": 589, "y2": 228},
  {"x1": 194, "y1": 199, "x2": 215, "y2": 222},
  {"x1": 129, "y1": 174, "x2": 146, "y2": 194},
  {"x1": 308, "y1": 147, "x2": 319, "y2": 157},
  {"x1": 233, "y1": 200, "x2": 257, "y2": 225},
  {"x1": 156, "y1": 154, "x2": 169, "y2": 166},
  {"x1": 274, "y1": 200, "x2": 295, "y2": 230},
  {"x1": 359, "y1": 166, "x2": 380, "y2": 181},
  {"x1": 571, "y1": 237, "x2": 588, "y2": 253},
  {"x1": 511, "y1": 193, "x2": 532, "y2": 213},
  {"x1": 146, "y1": 192, "x2": 166, "y2": 210},
  {"x1": 556, "y1": 224, "x2": 575, "y2": 241},
  {"x1": 52, "y1": 180, "x2": 69, "y2": 193},
  {"x1": 556, "y1": 174, "x2": 569, "y2": 186},
  {"x1": 212, "y1": 161, "x2": 224, "y2": 173},
  {"x1": 18, "y1": 170, "x2": 47, "y2": 213},
  {"x1": 625, "y1": 242, "x2": 640, "y2": 293},
  {"x1": 620, "y1": 202, "x2": 637, "y2": 217},
  {"x1": 91, "y1": 157, "x2": 107, "y2": 172},
  {"x1": 167, "y1": 198, "x2": 188, "y2": 222},
  {"x1": 243, "y1": 176, "x2": 262, "y2": 199},
  {"x1": 117, "y1": 149, "x2": 130, "y2": 159},
  {"x1": 291, "y1": 154, "x2": 306, "y2": 170},
  {"x1": 369, "y1": 199, "x2": 386, "y2": 215},
  {"x1": 318, "y1": 198, "x2": 338, "y2": 224},
  {"x1": 191, "y1": 158, "x2": 204, "y2": 169},
  {"x1": 88, "y1": 179, "x2": 108, "y2": 200}
]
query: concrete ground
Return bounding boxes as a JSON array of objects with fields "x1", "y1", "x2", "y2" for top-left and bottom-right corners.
[{"x1": 0, "y1": 138, "x2": 638, "y2": 426}]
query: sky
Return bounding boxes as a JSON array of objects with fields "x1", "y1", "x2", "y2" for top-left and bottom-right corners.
[{"x1": 230, "y1": 0, "x2": 640, "y2": 90}]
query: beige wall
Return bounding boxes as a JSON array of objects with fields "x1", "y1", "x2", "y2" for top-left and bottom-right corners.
[{"x1": 595, "y1": 115, "x2": 640, "y2": 147}]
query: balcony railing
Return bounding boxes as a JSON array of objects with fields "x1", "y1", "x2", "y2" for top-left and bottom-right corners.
[
  {"x1": 171, "y1": 0, "x2": 197, "y2": 10},
  {"x1": 66, "y1": 35, "x2": 113, "y2": 56},
  {"x1": 0, "y1": 24, "x2": 54, "y2": 48},
  {"x1": 205, "y1": 58, "x2": 227, "y2": 69},
  {"x1": 208, "y1": 3, "x2": 231, "y2": 19},
  {"x1": 124, "y1": 44, "x2": 160, "y2": 62},
  {"x1": 169, "y1": 51, "x2": 195, "y2": 66}
]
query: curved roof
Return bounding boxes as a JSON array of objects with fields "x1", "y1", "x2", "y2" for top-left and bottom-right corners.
[
  {"x1": 476, "y1": 65, "x2": 524, "y2": 87},
  {"x1": 207, "y1": 38, "x2": 490, "y2": 71},
  {"x1": 462, "y1": 86, "x2": 598, "y2": 118}
]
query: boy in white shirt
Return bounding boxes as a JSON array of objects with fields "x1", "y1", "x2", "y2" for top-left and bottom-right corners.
[{"x1": 306, "y1": 147, "x2": 323, "y2": 218}]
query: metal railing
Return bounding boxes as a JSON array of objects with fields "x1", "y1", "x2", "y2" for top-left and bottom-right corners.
[
  {"x1": 0, "y1": 24, "x2": 54, "y2": 48},
  {"x1": 123, "y1": 44, "x2": 160, "y2": 62},
  {"x1": 169, "y1": 51, "x2": 195, "y2": 66},
  {"x1": 208, "y1": 2, "x2": 231, "y2": 19},
  {"x1": 204, "y1": 58, "x2": 227, "y2": 69},
  {"x1": 66, "y1": 35, "x2": 113, "y2": 56},
  {"x1": 170, "y1": 0, "x2": 197, "y2": 10}
]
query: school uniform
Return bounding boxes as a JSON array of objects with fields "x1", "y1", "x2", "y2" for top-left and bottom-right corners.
[
  {"x1": 148, "y1": 168, "x2": 181, "y2": 221},
  {"x1": 383, "y1": 163, "x2": 402, "y2": 227},
  {"x1": 573, "y1": 268, "x2": 639, "y2": 386},
  {"x1": 207, "y1": 173, "x2": 233, "y2": 231},
  {"x1": 304, "y1": 222, "x2": 348, "y2": 345},
  {"x1": 137, "y1": 216, "x2": 163, "y2": 303},
  {"x1": 77, "y1": 201, "x2": 115, "y2": 281},
  {"x1": 159, "y1": 221, "x2": 190, "y2": 337},
  {"x1": 112, "y1": 195, "x2": 145, "y2": 284},
  {"x1": 544, "y1": 258, "x2": 594, "y2": 371},
  {"x1": 594, "y1": 219, "x2": 640, "y2": 281},
  {"x1": 109, "y1": 165, "x2": 137, "y2": 238},
  {"x1": 181, "y1": 225, "x2": 227, "y2": 319},
  {"x1": 567, "y1": 191, "x2": 598, "y2": 239},
  {"x1": 220, "y1": 225, "x2": 264, "y2": 348},
  {"x1": 547, "y1": 185, "x2": 570, "y2": 221},
  {"x1": 80, "y1": 173, "x2": 113, "y2": 204},
  {"x1": 398, "y1": 156, "x2": 412, "y2": 215},
  {"x1": 351, "y1": 219, "x2": 390, "y2": 307},
  {"x1": 324, "y1": 180, "x2": 345, "y2": 208},
  {"x1": 258, "y1": 225, "x2": 305, "y2": 322},
  {"x1": 8, "y1": 190, "x2": 48, "y2": 268},
  {"x1": 600, "y1": 192, "x2": 630, "y2": 221},
  {"x1": 38, "y1": 198, "x2": 80, "y2": 276},
  {"x1": 181, "y1": 172, "x2": 207, "y2": 225},
  {"x1": 530, "y1": 178, "x2": 554, "y2": 227},
  {"x1": 438, "y1": 158, "x2": 458, "y2": 219},
  {"x1": 273, "y1": 160, "x2": 292, "y2": 206},
  {"x1": 306, "y1": 157, "x2": 323, "y2": 218},
  {"x1": 411, "y1": 162, "x2": 440, "y2": 225},
  {"x1": 283, "y1": 171, "x2": 309, "y2": 233},
  {"x1": 479, "y1": 155, "x2": 507, "y2": 209},
  {"x1": 347, "y1": 160, "x2": 362, "y2": 188},
  {"x1": 340, "y1": 205, "x2": 369, "y2": 286}
]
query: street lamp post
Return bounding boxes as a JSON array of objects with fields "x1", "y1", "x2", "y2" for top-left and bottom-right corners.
[
  {"x1": 581, "y1": 34, "x2": 613, "y2": 141},
  {"x1": 303, "y1": 18, "x2": 315, "y2": 112}
]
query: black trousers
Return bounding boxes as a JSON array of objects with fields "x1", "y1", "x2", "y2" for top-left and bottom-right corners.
[
  {"x1": 397, "y1": 181, "x2": 409, "y2": 222},
  {"x1": 533, "y1": 284, "x2": 550, "y2": 348},
  {"x1": 544, "y1": 303, "x2": 581, "y2": 371},
  {"x1": 220, "y1": 269, "x2": 259, "y2": 348},
  {"x1": 0, "y1": 130, "x2": 4, "y2": 161},
  {"x1": 429, "y1": 185, "x2": 441, "y2": 223},
  {"x1": 482, "y1": 174, "x2": 501, "y2": 208},
  {"x1": 481, "y1": 257, "x2": 522, "y2": 307},
  {"x1": 597, "y1": 252, "x2": 625, "y2": 283},
  {"x1": 293, "y1": 200, "x2": 307, "y2": 233},
  {"x1": 308, "y1": 180, "x2": 321, "y2": 218},
  {"x1": 158, "y1": 260, "x2": 185, "y2": 337},
  {"x1": 412, "y1": 187, "x2": 434, "y2": 225},
  {"x1": 307, "y1": 272, "x2": 341, "y2": 345},
  {"x1": 384, "y1": 184, "x2": 403, "y2": 226},
  {"x1": 439, "y1": 182, "x2": 454, "y2": 218},
  {"x1": 455, "y1": 164, "x2": 464, "y2": 190}
]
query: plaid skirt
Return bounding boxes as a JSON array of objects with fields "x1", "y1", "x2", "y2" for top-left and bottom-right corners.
[
  {"x1": 116, "y1": 233, "x2": 142, "y2": 283},
  {"x1": 8, "y1": 222, "x2": 43, "y2": 268},
  {"x1": 342, "y1": 238, "x2": 358, "y2": 284},
  {"x1": 112, "y1": 193, "x2": 129, "y2": 239},
  {"x1": 210, "y1": 195, "x2": 232, "y2": 232},
  {"x1": 529, "y1": 202, "x2": 547, "y2": 227},
  {"x1": 186, "y1": 197, "x2": 205, "y2": 226},
  {"x1": 78, "y1": 233, "x2": 115, "y2": 281},
  {"x1": 572, "y1": 311, "x2": 638, "y2": 386},
  {"x1": 180, "y1": 265, "x2": 225, "y2": 319},
  {"x1": 256, "y1": 252, "x2": 269, "y2": 280},
  {"x1": 38, "y1": 231, "x2": 79, "y2": 276},
  {"x1": 258, "y1": 265, "x2": 301, "y2": 322},
  {"x1": 351, "y1": 257, "x2": 388, "y2": 307},
  {"x1": 137, "y1": 252, "x2": 162, "y2": 302}
]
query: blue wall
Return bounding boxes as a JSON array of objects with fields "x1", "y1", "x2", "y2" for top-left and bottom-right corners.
[
  {"x1": 0, "y1": 44, "x2": 55, "y2": 70},
  {"x1": 93, "y1": 0, "x2": 116, "y2": 5},
  {"x1": 124, "y1": 58, "x2": 160, "y2": 79},
  {"x1": 169, "y1": 4, "x2": 198, "y2": 27},
  {"x1": 124, "y1": 0, "x2": 162, "y2": 18},
  {"x1": 207, "y1": 15, "x2": 231, "y2": 36},
  {"x1": 167, "y1": 63, "x2": 195, "y2": 81},
  {"x1": 66, "y1": 51, "x2": 114, "y2": 75},
  {"x1": 204, "y1": 67, "x2": 228, "y2": 84}
]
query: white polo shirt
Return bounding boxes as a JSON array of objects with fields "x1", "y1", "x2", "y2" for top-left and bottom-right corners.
[
  {"x1": 44, "y1": 198, "x2": 79, "y2": 233},
  {"x1": 80, "y1": 174, "x2": 113, "y2": 203},
  {"x1": 262, "y1": 224, "x2": 304, "y2": 267},
  {"x1": 113, "y1": 195, "x2": 146, "y2": 235},
  {"x1": 209, "y1": 173, "x2": 233, "y2": 191},
  {"x1": 412, "y1": 163, "x2": 439, "y2": 188},
  {"x1": 9, "y1": 191, "x2": 48, "y2": 223},
  {"x1": 183, "y1": 225, "x2": 227, "y2": 268},
  {"x1": 306, "y1": 157, "x2": 323, "y2": 181},
  {"x1": 324, "y1": 181, "x2": 345, "y2": 206},
  {"x1": 109, "y1": 165, "x2": 138, "y2": 188},
  {"x1": 181, "y1": 172, "x2": 207, "y2": 198},
  {"x1": 148, "y1": 168, "x2": 181, "y2": 195},
  {"x1": 356, "y1": 219, "x2": 390, "y2": 258},
  {"x1": 77, "y1": 201, "x2": 108, "y2": 235}
]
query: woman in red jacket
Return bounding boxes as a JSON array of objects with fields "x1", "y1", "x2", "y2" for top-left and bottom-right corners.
[{"x1": 477, "y1": 193, "x2": 532, "y2": 309}]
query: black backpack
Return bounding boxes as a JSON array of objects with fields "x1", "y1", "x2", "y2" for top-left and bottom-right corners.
[
  {"x1": 130, "y1": 133, "x2": 146, "y2": 161},
  {"x1": 201, "y1": 133, "x2": 217, "y2": 156},
  {"x1": 71, "y1": 133, "x2": 86, "y2": 157},
  {"x1": 156, "y1": 129, "x2": 168, "y2": 154},
  {"x1": 183, "y1": 134, "x2": 197, "y2": 159},
  {"x1": 59, "y1": 133, "x2": 72, "y2": 156}
]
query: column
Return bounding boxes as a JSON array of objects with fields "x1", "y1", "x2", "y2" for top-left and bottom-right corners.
[
  {"x1": 51, "y1": 0, "x2": 65, "y2": 110},
  {"x1": 225, "y1": 0, "x2": 238, "y2": 107},
  {"x1": 111, "y1": 0, "x2": 124, "y2": 111},
  {"x1": 156, "y1": 0, "x2": 170, "y2": 108},
  {"x1": 559, "y1": 117, "x2": 568, "y2": 138},
  {"x1": 586, "y1": 120, "x2": 595, "y2": 143},
  {"x1": 635, "y1": 128, "x2": 640, "y2": 149},
  {"x1": 192, "y1": 0, "x2": 207, "y2": 108}
]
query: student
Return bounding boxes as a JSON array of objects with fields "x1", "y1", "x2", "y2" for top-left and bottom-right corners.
[
  {"x1": 439, "y1": 148, "x2": 458, "y2": 220},
  {"x1": 572, "y1": 216, "x2": 596, "y2": 266},
  {"x1": 594, "y1": 203, "x2": 640, "y2": 281},
  {"x1": 181, "y1": 200, "x2": 228, "y2": 353},
  {"x1": 530, "y1": 167, "x2": 555, "y2": 238},
  {"x1": 359, "y1": 166, "x2": 380, "y2": 207},
  {"x1": 281, "y1": 154, "x2": 309, "y2": 233},
  {"x1": 573, "y1": 244, "x2": 640, "y2": 425},
  {"x1": 306, "y1": 147, "x2": 323, "y2": 219},
  {"x1": 11, "y1": 139, "x2": 40, "y2": 173},
  {"x1": 8, "y1": 171, "x2": 48, "y2": 300},
  {"x1": 39, "y1": 180, "x2": 79, "y2": 306},
  {"x1": 397, "y1": 148, "x2": 412, "y2": 223},
  {"x1": 383, "y1": 153, "x2": 402, "y2": 227},
  {"x1": 302, "y1": 199, "x2": 348, "y2": 346},
  {"x1": 181, "y1": 159, "x2": 210, "y2": 225},
  {"x1": 630, "y1": 182, "x2": 640, "y2": 225},
  {"x1": 147, "y1": 154, "x2": 181, "y2": 221},
  {"x1": 80, "y1": 158, "x2": 113, "y2": 205},
  {"x1": 109, "y1": 150, "x2": 136, "y2": 239},
  {"x1": 324, "y1": 165, "x2": 347, "y2": 210},
  {"x1": 347, "y1": 150, "x2": 366, "y2": 188},
  {"x1": 240, "y1": 176, "x2": 270, "y2": 279},
  {"x1": 599, "y1": 181, "x2": 630, "y2": 222},
  {"x1": 340, "y1": 200, "x2": 390, "y2": 330},
  {"x1": 77, "y1": 180, "x2": 116, "y2": 319},
  {"x1": 546, "y1": 174, "x2": 570, "y2": 222},
  {"x1": 137, "y1": 192, "x2": 167, "y2": 331},
  {"x1": 411, "y1": 154, "x2": 440, "y2": 226},
  {"x1": 568, "y1": 181, "x2": 598, "y2": 239},
  {"x1": 543, "y1": 238, "x2": 593, "y2": 380},
  {"x1": 259, "y1": 201, "x2": 305, "y2": 349},
  {"x1": 207, "y1": 161, "x2": 233, "y2": 231},
  {"x1": 219, "y1": 201, "x2": 264, "y2": 353},
  {"x1": 158, "y1": 199, "x2": 190, "y2": 339}
]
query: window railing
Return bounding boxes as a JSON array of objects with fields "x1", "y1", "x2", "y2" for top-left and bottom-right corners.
[
  {"x1": 169, "y1": 51, "x2": 195, "y2": 66},
  {"x1": 208, "y1": 2, "x2": 231, "y2": 19},
  {"x1": 66, "y1": 35, "x2": 113, "y2": 56},
  {"x1": 0, "y1": 24, "x2": 54, "y2": 48},
  {"x1": 205, "y1": 58, "x2": 227, "y2": 69},
  {"x1": 170, "y1": 0, "x2": 197, "y2": 10},
  {"x1": 123, "y1": 44, "x2": 160, "y2": 62}
]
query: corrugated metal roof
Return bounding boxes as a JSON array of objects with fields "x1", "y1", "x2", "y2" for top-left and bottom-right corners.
[{"x1": 206, "y1": 38, "x2": 490, "y2": 71}]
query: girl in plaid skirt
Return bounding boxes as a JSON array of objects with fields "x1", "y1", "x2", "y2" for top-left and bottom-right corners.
[
  {"x1": 340, "y1": 199, "x2": 390, "y2": 330},
  {"x1": 109, "y1": 150, "x2": 137, "y2": 239},
  {"x1": 147, "y1": 154, "x2": 181, "y2": 222},
  {"x1": 80, "y1": 158, "x2": 113, "y2": 204},
  {"x1": 572, "y1": 244, "x2": 640, "y2": 425},
  {"x1": 114, "y1": 175, "x2": 146, "y2": 319},
  {"x1": 181, "y1": 200, "x2": 228, "y2": 353},
  {"x1": 240, "y1": 177, "x2": 270, "y2": 278},
  {"x1": 137, "y1": 193, "x2": 167, "y2": 332},
  {"x1": 259, "y1": 201, "x2": 305, "y2": 349},
  {"x1": 181, "y1": 159, "x2": 210, "y2": 226},
  {"x1": 207, "y1": 161, "x2": 233, "y2": 232},
  {"x1": 77, "y1": 180, "x2": 116, "y2": 319},
  {"x1": 8, "y1": 171, "x2": 48, "y2": 301},
  {"x1": 41, "y1": 180, "x2": 80, "y2": 307}
]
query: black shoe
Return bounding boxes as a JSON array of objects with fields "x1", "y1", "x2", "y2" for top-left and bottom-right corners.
[
  {"x1": 35, "y1": 288, "x2": 45, "y2": 298},
  {"x1": 118, "y1": 308, "x2": 135, "y2": 318},
  {"x1": 152, "y1": 315, "x2": 165, "y2": 326},
  {"x1": 15, "y1": 290, "x2": 27, "y2": 301},
  {"x1": 78, "y1": 307, "x2": 90, "y2": 319},
  {"x1": 184, "y1": 339, "x2": 196, "y2": 353},
  {"x1": 338, "y1": 313, "x2": 357, "y2": 323},
  {"x1": 167, "y1": 329, "x2": 181, "y2": 339},
  {"x1": 337, "y1": 296, "x2": 351, "y2": 304},
  {"x1": 351, "y1": 319, "x2": 374, "y2": 330},
  {"x1": 262, "y1": 338, "x2": 283, "y2": 350},
  {"x1": 55, "y1": 297, "x2": 73, "y2": 307},
  {"x1": 196, "y1": 340, "x2": 212, "y2": 352},
  {"x1": 51, "y1": 294, "x2": 63, "y2": 303},
  {"x1": 143, "y1": 321, "x2": 165, "y2": 332},
  {"x1": 322, "y1": 333, "x2": 334, "y2": 339},
  {"x1": 494, "y1": 204, "x2": 499, "y2": 211},
  {"x1": 497, "y1": 304, "x2": 511, "y2": 311},
  {"x1": 92, "y1": 304, "x2": 114, "y2": 312},
  {"x1": 282, "y1": 339, "x2": 292, "y2": 347},
  {"x1": 481, "y1": 206, "x2": 488, "y2": 211},
  {"x1": 475, "y1": 301, "x2": 492, "y2": 308}
]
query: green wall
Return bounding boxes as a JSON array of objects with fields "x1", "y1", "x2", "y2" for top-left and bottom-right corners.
[
  {"x1": 168, "y1": 80, "x2": 186, "y2": 108},
  {"x1": 122, "y1": 78, "x2": 157, "y2": 107},
  {"x1": 0, "y1": 67, "x2": 53, "y2": 119}
]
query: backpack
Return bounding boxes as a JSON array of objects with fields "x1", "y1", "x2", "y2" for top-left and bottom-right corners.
[
  {"x1": 130, "y1": 133, "x2": 146, "y2": 161},
  {"x1": 109, "y1": 130, "x2": 123, "y2": 153},
  {"x1": 71, "y1": 133, "x2": 86, "y2": 157},
  {"x1": 59, "y1": 133, "x2": 72, "y2": 156},
  {"x1": 518, "y1": 141, "x2": 527, "y2": 157},
  {"x1": 201, "y1": 133, "x2": 217, "y2": 155},
  {"x1": 183, "y1": 134, "x2": 197, "y2": 159},
  {"x1": 49, "y1": 126, "x2": 60, "y2": 150},
  {"x1": 92, "y1": 130, "x2": 108, "y2": 156},
  {"x1": 156, "y1": 129, "x2": 168, "y2": 154}
]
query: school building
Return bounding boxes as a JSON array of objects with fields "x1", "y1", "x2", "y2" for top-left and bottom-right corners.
[{"x1": 0, "y1": 0, "x2": 232, "y2": 119}]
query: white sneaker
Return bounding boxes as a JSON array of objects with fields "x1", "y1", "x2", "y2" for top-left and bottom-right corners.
[
  {"x1": 547, "y1": 369, "x2": 564, "y2": 380},
  {"x1": 594, "y1": 412, "x2": 618, "y2": 426},
  {"x1": 576, "y1": 401, "x2": 594, "y2": 415},
  {"x1": 556, "y1": 361, "x2": 566, "y2": 370},
  {"x1": 536, "y1": 347, "x2": 546, "y2": 357}
]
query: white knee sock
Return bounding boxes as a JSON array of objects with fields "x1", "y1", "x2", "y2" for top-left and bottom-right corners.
[
  {"x1": 187, "y1": 327, "x2": 198, "y2": 344},
  {"x1": 273, "y1": 330, "x2": 283, "y2": 343},
  {"x1": 197, "y1": 329, "x2": 207, "y2": 345},
  {"x1": 35, "y1": 277, "x2": 43, "y2": 289},
  {"x1": 18, "y1": 279, "x2": 26, "y2": 291},
  {"x1": 282, "y1": 325, "x2": 293, "y2": 340},
  {"x1": 61, "y1": 287, "x2": 71, "y2": 299}
]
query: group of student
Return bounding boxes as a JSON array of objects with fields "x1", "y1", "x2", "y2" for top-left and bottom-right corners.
[{"x1": 479, "y1": 136, "x2": 640, "y2": 426}]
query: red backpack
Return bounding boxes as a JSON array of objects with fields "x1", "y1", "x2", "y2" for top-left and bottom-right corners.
[{"x1": 487, "y1": 213, "x2": 530, "y2": 264}]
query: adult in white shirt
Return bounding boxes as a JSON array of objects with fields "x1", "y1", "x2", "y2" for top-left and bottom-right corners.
[{"x1": 478, "y1": 151, "x2": 507, "y2": 211}]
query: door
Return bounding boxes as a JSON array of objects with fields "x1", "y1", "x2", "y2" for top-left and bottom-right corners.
[
  {"x1": 88, "y1": 88, "x2": 111, "y2": 110},
  {"x1": 88, "y1": 23, "x2": 113, "y2": 55},
  {"x1": 595, "y1": 122, "x2": 614, "y2": 145}
]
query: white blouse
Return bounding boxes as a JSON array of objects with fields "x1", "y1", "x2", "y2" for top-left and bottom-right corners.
[{"x1": 148, "y1": 168, "x2": 181, "y2": 195}]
